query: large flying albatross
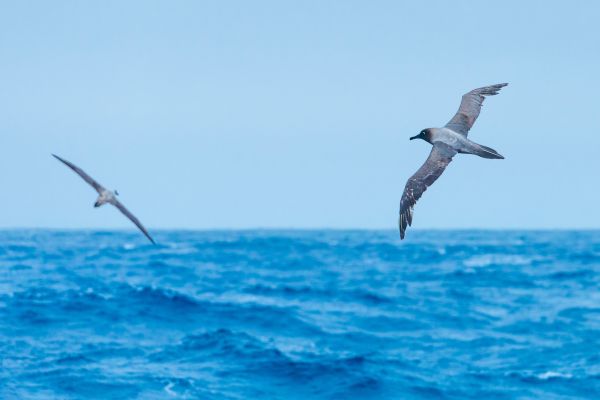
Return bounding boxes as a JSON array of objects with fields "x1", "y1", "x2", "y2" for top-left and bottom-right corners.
[
  {"x1": 399, "y1": 83, "x2": 508, "y2": 240},
  {"x1": 52, "y1": 154, "x2": 155, "y2": 244}
]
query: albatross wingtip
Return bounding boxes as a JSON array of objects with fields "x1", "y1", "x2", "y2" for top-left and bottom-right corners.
[{"x1": 51, "y1": 153, "x2": 66, "y2": 163}]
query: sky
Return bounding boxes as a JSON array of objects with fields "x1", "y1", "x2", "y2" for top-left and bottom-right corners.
[{"x1": 1, "y1": 1, "x2": 599, "y2": 230}]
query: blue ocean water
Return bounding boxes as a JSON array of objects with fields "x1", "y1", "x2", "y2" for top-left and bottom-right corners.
[{"x1": 1, "y1": 230, "x2": 599, "y2": 399}]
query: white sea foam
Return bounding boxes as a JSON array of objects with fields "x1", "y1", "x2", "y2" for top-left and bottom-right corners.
[
  {"x1": 463, "y1": 254, "x2": 546, "y2": 268},
  {"x1": 164, "y1": 382, "x2": 177, "y2": 396},
  {"x1": 537, "y1": 371, "x2": 572, "y2": 380}
]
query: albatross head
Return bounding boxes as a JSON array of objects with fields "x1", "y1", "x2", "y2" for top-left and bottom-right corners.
[{"x1": 410, "y1": 129, "x2": 431, "y2": 142}]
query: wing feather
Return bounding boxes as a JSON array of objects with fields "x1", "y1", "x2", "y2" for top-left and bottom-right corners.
[
  {"x1": 445, "y1": 83, "x2": 507, "y2": 136},
  {"x1": 52, "y1": 154, "x2": 105, "y2": 194},
  {"x1": 113, "y1": 200, "x2": 155, "y2": 244},
  {"x1": 399, "y1": 142, "x2": 456, "y2": 239}
]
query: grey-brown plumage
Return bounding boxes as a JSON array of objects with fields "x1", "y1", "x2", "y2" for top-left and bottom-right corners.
[
  {"x1": 445, "y1": 83, "x2": 508, "y2": 136},
  {"x1": 52, "y1": 154, "x2": 155, "y2": 244},
  {"x1": 399, "y1": 142, "x2": 456, "y2": 239},
  {"x1": 399, "y1": 83, "x2": 508, "y2": 240}
]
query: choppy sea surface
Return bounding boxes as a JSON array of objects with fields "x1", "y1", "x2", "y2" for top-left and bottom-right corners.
[{"x1": 1, "y1": 230, "x2": 599, "y2": 399}]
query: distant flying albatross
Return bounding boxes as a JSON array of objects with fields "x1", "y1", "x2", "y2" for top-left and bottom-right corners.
[
  {"x1": 399, "y1": 83, "x2": 508, "y2": 240},
  {"x1": 52, "y1": 154, "x2": 155, "y2": 244}
]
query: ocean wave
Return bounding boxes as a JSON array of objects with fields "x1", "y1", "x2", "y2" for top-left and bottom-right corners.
[
  {"x1": 2, "y1": 230, "x2": 600, "y2": 399},
  {"x1": 243, "y1": 284, "x2": 393, "y2": 306}
]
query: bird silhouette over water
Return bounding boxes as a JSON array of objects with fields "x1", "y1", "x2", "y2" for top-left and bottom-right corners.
[
  {"x1": 399, "y1": 83, "x2": 508, "y2": 240},
  {"x1": 52, "y1": 154, "x2": 155, "y2": 244}
]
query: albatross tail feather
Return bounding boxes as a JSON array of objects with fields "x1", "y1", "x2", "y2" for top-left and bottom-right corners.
[{"x1": 470, "y1": 144, "x2": 504, "y2": 159}]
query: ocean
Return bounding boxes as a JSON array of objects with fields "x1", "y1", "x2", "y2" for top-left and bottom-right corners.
[{"x1": 1, "y1": 230, "x2": 599, "y2": 399}]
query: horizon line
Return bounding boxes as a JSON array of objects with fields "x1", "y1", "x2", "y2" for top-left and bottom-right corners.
[{"x1": 0, "y1": 227, "x2": 599, "y2": 232}]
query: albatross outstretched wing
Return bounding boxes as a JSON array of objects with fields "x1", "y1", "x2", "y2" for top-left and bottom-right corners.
[
  {"x1": 52, "y1": 154, "x2": 106, "y2": 194},
  {"x1": 113, "y1": 200, "x2": 155, "y2": 244},
  {"x1": 399, "y1": 142, "x2": 457, "y2": 240},
  {"x1": 445, "y1": 83, "x2": 508, "y2": 136}
]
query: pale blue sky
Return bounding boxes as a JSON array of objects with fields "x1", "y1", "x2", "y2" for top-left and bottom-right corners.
[{"x1": 1, "y1": 1, "x2": 599, "y2": 229}]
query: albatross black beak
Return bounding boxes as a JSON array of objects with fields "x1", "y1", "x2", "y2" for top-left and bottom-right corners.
[{"x1": 409, "y1": 135, "x2": 419, "y2": 140}]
